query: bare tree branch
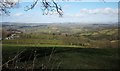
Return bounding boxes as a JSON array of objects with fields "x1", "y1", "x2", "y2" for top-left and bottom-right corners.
[
  {"x1": 25, "y1": 0, "x2": 63, "y2": 17},
  {"x1": 52, "y1": 0, "x2": 63, "y2": 17},
  {"x1": 24, "y1": 0, "x2": 39, "y2": 11},
  {"x1": 0, "y1": 0, "x2": 18, "y2": 15},
  {"x1": 41, "y1": 0, "x2": 52, "y2": 15},
  {"x1": 1, "y1": 49, "x2": 26, "y2": 68},
  {"x1": 0, "y1": 0, "x2": 107, "y2": 16}
]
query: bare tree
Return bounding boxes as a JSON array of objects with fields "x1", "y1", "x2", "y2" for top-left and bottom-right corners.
[
  {"x1": 0, "y1": 0, "x2": 19, "y2": 16},
  {"x1": 0, "y1": 0, "x2": 63, "y2": 17},
  {"x1": 0, "y1": 0, "x2": 106, "y2": 16},
  {"x1": 25, "y1": 0, "x2": 63, "y2": 17}
]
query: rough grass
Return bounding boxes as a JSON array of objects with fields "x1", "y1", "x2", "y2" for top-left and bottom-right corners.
[{"x1": 2, "y1": 45, "x2": 120, "y2": 69}]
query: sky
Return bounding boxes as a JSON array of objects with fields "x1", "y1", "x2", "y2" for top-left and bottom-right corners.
[
  {"x1": 0, "y1": 1, "x2": 119, "y2": 24},
  {"x1": 15, "y1": 0, "x2": 120, "y2": 2}
]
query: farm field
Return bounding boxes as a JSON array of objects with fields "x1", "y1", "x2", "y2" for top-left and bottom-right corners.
[{"x1": 1, "y1": 22, "x2": 120, "y2": 70}]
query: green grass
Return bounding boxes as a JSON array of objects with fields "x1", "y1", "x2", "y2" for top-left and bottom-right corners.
[
  {"x1": 2, "y1": 45, "x2": 120, "y2": 69},
  {"x1": 2, "y1": 28, "x2": 119, "y2": 69},
  {"x1": 3, "y1": 44, "x2": 84, "y2": 48}
]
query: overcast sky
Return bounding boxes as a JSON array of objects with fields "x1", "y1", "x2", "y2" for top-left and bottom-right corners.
[{"x1": 1, "y1": 1, "x2": 118, "y2": 24}]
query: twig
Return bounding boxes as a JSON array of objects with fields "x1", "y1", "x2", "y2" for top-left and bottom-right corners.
[
  {"x1": 48, "y1": 47, "x2": 55, "y2": 64},
  {"x1": 1, "y1": 49, "x2": 26, "y2": 68},
  {"x1": 57, "y1": 61, "x2": 62, "y2": 69},
  {"x1": 24, "y1": 0, "x2": 38, "y2": 11},
  {"x1": 32, "y1": 50, "x2": 37, "y2": 70},
  {"x1": 52, "y1": 0, "x2": 63, "y2": 17}
]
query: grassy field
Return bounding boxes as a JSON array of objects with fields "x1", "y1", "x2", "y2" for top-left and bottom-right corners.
[
  {"x1": 2, "y1": 23, "x2": 119, "y2": 70},
  {"x1": 2, "y1": 44, "x2": 120, "y2": 69}
]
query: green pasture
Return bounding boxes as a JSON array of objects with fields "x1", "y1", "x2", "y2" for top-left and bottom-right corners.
[{"x1": 2, "y1": 44, "x2": 120, "y2": 69}]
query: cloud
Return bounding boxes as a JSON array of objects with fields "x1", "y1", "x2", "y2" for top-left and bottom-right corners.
[
  {"x1": 65, "y1": 8, "x2": 118, "y2": 18},
  {"x1": 66, "y1": 8, "x2": 118, "y2": 17},
  {"x1": 79, "y1": 8, "x2": 118, "y2": 15},
  {"x1": 63, "y1": 7, "x2": 118, "y2": 24},
  {"x1": 14, "y1": 13, "x2": 23, "y2": 16}
]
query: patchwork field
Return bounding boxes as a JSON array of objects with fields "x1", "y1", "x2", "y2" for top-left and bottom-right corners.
[{"x1": 1, "y1": 23, "x2": 120, "y2": 70}]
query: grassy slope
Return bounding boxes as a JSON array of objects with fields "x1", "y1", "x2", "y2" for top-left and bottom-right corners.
[
  {"x1": 2, "y1": 45, "x2": 120, "y2": 69},
  {"x1": 2, "y1": 27, "x2": 119, "y2": 69}
]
